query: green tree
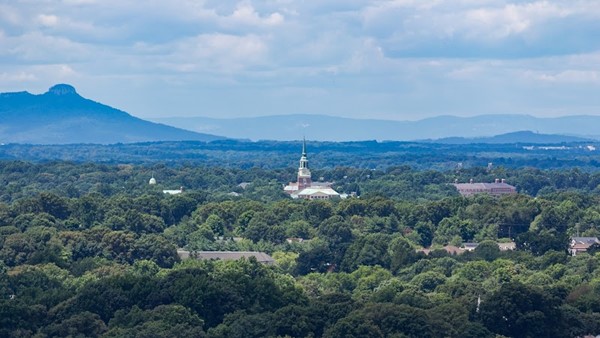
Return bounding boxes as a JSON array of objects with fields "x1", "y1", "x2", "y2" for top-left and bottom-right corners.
[
  {"x1": 474, "y1": 240, "x2": 500, "y2": 261},
  {"x1": 480, "y1": 281, "x2": 566, "y2": 338}
]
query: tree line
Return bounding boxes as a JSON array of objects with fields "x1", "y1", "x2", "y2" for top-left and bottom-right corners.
[{"x1": 1, "y1": 160, "x2": 600, "y2": 336}]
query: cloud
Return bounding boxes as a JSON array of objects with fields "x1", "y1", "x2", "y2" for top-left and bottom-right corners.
[
  {"x1": 1, "y1": 32, "x2": 92, "y2": 63},
  {"x1": 164, "y1": 33, "x2": 269, "y2": 73},
  {"x1": 228, "y1": 2, "x2": 284, "y2": 27},
  {"x1": 37, "y1": 14, "x2": 59, "y2": 27},
  {"x1": 362, "y1": 1, "x2": 600, "y2": 58},
  {"x1": 0, "y1": 71, "x2": 37, "y2": 82},
  {"x1": 1, "y1": 0, "x2": 600, "y2": 120}
]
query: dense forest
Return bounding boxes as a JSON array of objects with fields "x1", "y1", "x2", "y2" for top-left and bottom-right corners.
[
  {"x1": 2, "y1": 160, "x2": 600, "y2": 337},
  {"x1": 2, "y1": 139, "x2": 600, "y2": 170}
]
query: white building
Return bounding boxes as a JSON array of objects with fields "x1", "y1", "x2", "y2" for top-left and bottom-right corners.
[
  {"x1": 163, "y1": 186, "x2": 183, "y2": 195},
  {"x1": 284, "y1": 140, "x2": 340, "y2": 200}
]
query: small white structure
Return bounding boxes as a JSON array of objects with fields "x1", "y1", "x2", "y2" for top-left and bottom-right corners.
[
  {"x1": 149, "y1": 176, "x2": 156, "y2": 185},
  {"x1": 163, "y1": 186, "x2": 183, "y2": 195}
]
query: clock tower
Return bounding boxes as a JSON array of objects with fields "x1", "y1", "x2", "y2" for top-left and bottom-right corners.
[{"x1": 297, "y1": 138, "x2": 312, "y2": 190}]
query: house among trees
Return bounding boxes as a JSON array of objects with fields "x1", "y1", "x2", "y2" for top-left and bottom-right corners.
[
  {"x1": 163, "y1": 186, "x2": 183, "y2": 195},
  {"x1": 569, "y1": 237, "x2": 600, "y2": 256},
  {"x1": 284, "y1": 139, "x2": 340, "y2": 199},
  {"x1": 177, "y1": 249, "x2": 275, "y2": 265},
  {"x1": 453, "y1": 179, "x2": 517, "y2": 197}
]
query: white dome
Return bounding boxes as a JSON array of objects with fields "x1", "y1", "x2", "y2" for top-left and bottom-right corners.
[{"x1": 149, "y1": 177, "x2": 156, "y2": 185}]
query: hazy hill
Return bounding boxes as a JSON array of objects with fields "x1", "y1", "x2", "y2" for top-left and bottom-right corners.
[
  {"x1": 154, "y1": 114, "x2": 600, "y2": 141},
  {"x1": 0, "y1": 84, "x2": 223, "y2": 144},
  {"x1": 431, "y1": 131, "x2": 592, "y2": 144}
]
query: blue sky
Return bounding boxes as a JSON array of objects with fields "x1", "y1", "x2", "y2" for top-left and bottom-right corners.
[{"x1": 1, "y1": 0, "x2": 600, "y2": 120}]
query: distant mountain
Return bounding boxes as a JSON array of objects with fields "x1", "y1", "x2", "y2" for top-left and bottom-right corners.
[
  {"x1": 153, "y1": 114, "x2": 600, "y2": 141},
  {"x1": 431, "y1": 131, "x2": 593, "y2": 144},
  {"x1": 0, "y1": 84, "x2": 224, "y2": 144}
]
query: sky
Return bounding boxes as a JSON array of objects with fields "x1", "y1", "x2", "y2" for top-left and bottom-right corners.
[{"x1": 1, "y1": 0, "x2": 600, "y2": 121}]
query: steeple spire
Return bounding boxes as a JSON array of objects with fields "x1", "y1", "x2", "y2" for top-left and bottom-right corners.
[
  {"x1": 297, "y1": 138, "x2": 311, "y2": 189},
  {"x1": 302, "y1": 136, "x2": 307, "y2": 157},
  {"x1": 299, "y1": 138, "x2": 308, "y2": 170}
]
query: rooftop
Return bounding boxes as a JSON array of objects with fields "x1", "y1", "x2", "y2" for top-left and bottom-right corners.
[
  {"x1": 177, "y1": 250, "x2": 275, "y2": 264},
  {"x1": 453, "y1": 182, "x2": 516, "y2": 189}
]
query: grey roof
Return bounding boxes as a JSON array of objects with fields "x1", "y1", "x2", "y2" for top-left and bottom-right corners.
[
  {"x1": 571, "y1": 237, "x2": 600, "y2": 245},
  {"x1": 453, "y1": 182, "x2": 516, "y2": 189},
  {"x1": 177, "y1": 250, "x2": 275, "y2": 264}
]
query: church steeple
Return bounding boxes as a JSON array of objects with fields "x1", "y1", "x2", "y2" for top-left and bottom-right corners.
[
  {"x1": 302, "y1": 137, "x2": 307, "y2": 157},
  {"x1": 299, "y1": 137, "x2": 308, "y2": 170},
  {"x1": 297, "y1": 138, "x2": 312, "y2": 190}
]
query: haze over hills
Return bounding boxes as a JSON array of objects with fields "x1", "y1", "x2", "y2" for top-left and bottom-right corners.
[
  {"x1": 1, "y1": 84, "x2": 598, "y2": 145},
  {"x1": 154, "y1": 114, "x2": 600, "y2": 142},
  {"x1": 430, "y1": 131, "x2": 593, "y2": 144},
  {"x1": 0, "y1": 84, "x2": 223, "y2": 144}
]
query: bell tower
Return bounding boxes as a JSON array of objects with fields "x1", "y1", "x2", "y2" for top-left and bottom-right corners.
[{"x1": 297, "y1": 138, "x2": 312, "y2": 190}]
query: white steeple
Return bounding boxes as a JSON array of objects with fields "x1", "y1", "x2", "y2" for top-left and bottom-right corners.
[{"x1": 297, "y1": 138, "x2": 312, "y2": 190}]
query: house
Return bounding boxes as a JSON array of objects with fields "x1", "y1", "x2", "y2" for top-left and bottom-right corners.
[
  {"x1": 417, "y1": 241, "x2": 516, "y2": 255},
  {"x1": 417, "y1": 245, "x2": 465, "y2": 255},
  {"x1": 284, "y1": 139, "x2": 341, "y2": 200},
  {"x1": 569, "y1": 237, "x2": 600, "y2": 256},
  {"x1": 163, "y1": 186, "x2": 183, "y2": 195},
  {"x1": 462, "y1": 243, "x2": 479, "y2": 251},
  {"x1": 498, "y1": 242, "x2": 516, "y2": 251},
  {"x1": 177, "y1": 250, "x2": 275, "y2": 265},
  {"x1": 453, "y1": 179, "x2": 517, "y2": 197}
]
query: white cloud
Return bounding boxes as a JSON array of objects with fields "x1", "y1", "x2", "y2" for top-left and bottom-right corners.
[
  {"x1": 526, "y1": 69, "x2": 600, "y2": 84},
  {"x1": 228, "y1": 2, "x2": 284, "y2": 26},
  {"x1": 1, "y1": 32, "x2": 92, "y2": 62},
  {"x1": 37, "y1": 14, "x2": 59, "y2": 27},
  {"x1": 1, "y1": 0, "x2": 600, "y2": 120},
  {"x1": 160, "y1": 33, "x2": 269, "y2": 73},
  {"x1": 0, "y1": 71, "x2": 37, "y2": 82}
]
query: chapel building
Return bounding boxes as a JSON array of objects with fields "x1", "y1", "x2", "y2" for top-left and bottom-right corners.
[{"x1": 284, "y1": 140, "x2": 340, "y2": 199}]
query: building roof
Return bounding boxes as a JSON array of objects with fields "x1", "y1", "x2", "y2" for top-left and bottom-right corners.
[
  {"x1": 462, "y1": 242, "x2": 479, "y2": 250},
  {"x1": 453, "y1": 182, "x2": 516, "y2": 190},
  {"x1": 443, "y1": 245, "x2": 465, "y2": 255},
  {"x1": 310, "y1": 182, "x2": 333, "y2": 188},
  {"x1": 571, "y1": 243, "x2": 593, "y2": 250},
  {"x1": 177, "y1": 250, "x2": 275, "y2": 264},
  {"x1": 297, "y1": 187, "x2": 340, "y2": 196},
  {"x1": 417, "y1": 245, "x2": 465, "y2": 255},
  {"x1": 498, "y1": 242, "x2": 516, "y2": 251},
  {"x1": 163, "y1": 189, "x2": 182, "y2": 195},
  {"x1": 571, "y1": 237, "x2": 600, "y2": 245}
]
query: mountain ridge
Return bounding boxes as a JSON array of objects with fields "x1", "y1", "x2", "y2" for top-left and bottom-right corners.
[
  {"x1": 428, "y1": 130, "x2": 593, "y2": 144},
  {"x1": 0, "y1": 84, "x2": 224, "y2": 144},
  {"x1": 153, "y1": 114, "x2": 600, "y2": 141}
]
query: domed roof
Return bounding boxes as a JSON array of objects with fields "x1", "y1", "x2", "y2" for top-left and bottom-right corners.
[{"x1": 149, "y1": 177, "x2": 157, "y2": 185}]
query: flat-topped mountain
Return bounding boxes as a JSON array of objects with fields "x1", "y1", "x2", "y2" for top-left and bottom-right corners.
[{"x1": 0, "y1": 84, "x2": 223, "y2": 144}]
